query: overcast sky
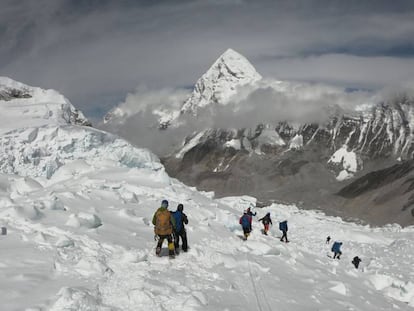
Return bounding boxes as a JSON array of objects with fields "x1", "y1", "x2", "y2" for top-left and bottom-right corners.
[{"x1": 1, "y1": 0, "x2": 414, "y2": 120}]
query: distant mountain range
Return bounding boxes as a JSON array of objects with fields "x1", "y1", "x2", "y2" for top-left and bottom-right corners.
[
  {"x1": 102, "y1": 49, "x2": 414, "y2": 226},
  {"x1": 2, "y1": 47, "x2": 413, "y2": 226}
]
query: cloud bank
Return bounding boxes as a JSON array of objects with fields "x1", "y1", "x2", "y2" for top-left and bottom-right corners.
[
  {"x1": 101, "y1": 80, "x2": 375, "y2": 156},
  {"x1": 1, "y1": 0, "x2": 414, "y2": 118}
]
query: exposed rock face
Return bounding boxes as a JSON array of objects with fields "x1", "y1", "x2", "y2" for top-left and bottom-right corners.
[
  {"x1": 100, "y1": 48, "x2": 414, "y2": 225},
  {"x1": 160, "y1": 52, "x2": 414, "y2": 226},
  {"x1": 0, "y1": 87, "x2": 32, "y2": 101},
  {"x1": 335, "y1": 160, "x2": 414, "y2": 226},
  {"x1": 167, "y1": 95, "x2": 414, "y2": 184}
]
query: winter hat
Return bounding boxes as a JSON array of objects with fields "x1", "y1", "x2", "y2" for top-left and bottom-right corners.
[
  {"x1": 161, "y1": 200, "x2": 169, "y2": 208},
  {"x1": 177, "y1": 204, "x2": 184, "y2": 211}
]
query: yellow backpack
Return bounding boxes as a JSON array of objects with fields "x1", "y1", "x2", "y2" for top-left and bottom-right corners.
[{"x1": 155, "y1": 209, "x2": 172, "y2": 235}]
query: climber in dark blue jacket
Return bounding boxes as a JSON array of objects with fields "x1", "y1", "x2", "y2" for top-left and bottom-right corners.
[
  {"x1": 332, "y1": 241, "x2": 342, "y2": 259},
  {"x1": 172, "y1": 204, "x2": 189, "y2": 253},
  {"x1": 279, "y1": 220, "x2": 289, "y2": 243}
]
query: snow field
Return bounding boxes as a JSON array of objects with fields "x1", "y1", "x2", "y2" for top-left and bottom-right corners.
[
  {"x1": 0, "y1": 128, "x2": 412, "y2": 311},
  {"x1": 0, "y1": 161, "x2": 413, "y2": 310}
]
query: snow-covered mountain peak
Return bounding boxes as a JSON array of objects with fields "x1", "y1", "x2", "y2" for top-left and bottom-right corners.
[
  {"x1": 215, "y1": 48, "x2": 260, "y2": 77},
  {"x1": 0, "y1": 76, "x2": 90, "y2": 134},
  {"x1": 180, "y1": 49, "x2": 262, "y2": 115}
]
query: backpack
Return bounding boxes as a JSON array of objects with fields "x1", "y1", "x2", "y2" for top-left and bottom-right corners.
[
  {"x1": 155, "y1": 209, "x2": 172, "y2": 235},
  {"x1": 279, "y1": 221, "x2": 287, "y2": 231},
  {"x1": 261, "y1": 215, "x2": 271, "y2": 225},
  {"x1": 172, "y1": 211, "x2": 184, "y2": 232},
  {"x1": 332, "y1": 242, "x2": 341, "y2": 252},
  {"x1": 241, "y1": 215, "x2": 251, "y2": 229}
]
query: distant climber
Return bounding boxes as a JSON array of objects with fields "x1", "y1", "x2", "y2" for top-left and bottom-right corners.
[
  {"x1": 279, "y1": 220, "x2": 289, "y2": 243},
  {"x1": 352, "y1": 256, "x2": 362, "y2": 269},
  {"x1": 246, "y1": 207, "x2": 257, "y2": 217},
  {"x1": 239, "y1": 210, "x2": 252, "y2": 240},
  {"x1": 331, "y1": 241, "x2": 342, "y2": 259},
  {"x1": 258, "y1": 212, "x2": 272, "y2": 235},
  {"x1": 326, "y1": 236, "x2": 331, "y2": 244},
  {"x1": 172, "y1": 203, "x2": 189, "y2": 254},
  {"x1": 152, "y1": 200, "x2": 176, "y2": 258}
]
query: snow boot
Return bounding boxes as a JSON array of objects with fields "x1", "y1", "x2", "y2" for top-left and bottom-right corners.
[
  {"x1": 156, "y1": 246, "x2": 161, "y2": 256},
  {"x1": 168, "y1": 242, "x2": 175, "y2": 258}
]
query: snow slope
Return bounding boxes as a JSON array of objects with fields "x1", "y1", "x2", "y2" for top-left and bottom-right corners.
[
  {"x1": 1, "y1": 77, "x2": 413, "y2": 310},
  {"x1": 0, "y1": 165, "x2": 413, "y2": 310}
]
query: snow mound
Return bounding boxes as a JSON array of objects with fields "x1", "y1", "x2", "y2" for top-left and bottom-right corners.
[
  {"x1": 41, "y1": 194, "x2": 66, "y2": 211},
  {"x1": 49, "y1": 287, "x2": 110, "y2": 311},
  {"x1": 9, "y1": 177, "x2": 43, "y2": 197},
  {"x1": 5, "y1": 205, "x2": 43, "y2": 220},
  {"x1": 330, "y1": 282, "x2": 348, "y2": 295},
  {"x1": 0, "y1": 125, "x2": 163, "y2": 179},
  {"x1": 66, "y1": 212, "x2": 103, "y2": 229},
  {"x1": 55, "y1": 236, "x2": 75, "y2": 248}
]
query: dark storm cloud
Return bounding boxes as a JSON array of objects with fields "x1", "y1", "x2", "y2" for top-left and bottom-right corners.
[{"x1": 1, "y1": 0, "x2": 414, "y2": 118}]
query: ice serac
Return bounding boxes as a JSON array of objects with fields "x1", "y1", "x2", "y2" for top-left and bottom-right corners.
[
  {"x1": 0, "y1": 76, "x2": 91, "y2": 134},
  {"x1": 180, "y1": 48, "x2": 262, "y2": 115},
  {"x1": 0, "y1": 77, "x2": 164, "y2": 180}
]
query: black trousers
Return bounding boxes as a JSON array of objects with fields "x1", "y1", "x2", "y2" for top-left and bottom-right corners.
[
  {"x1": 174, "y1": 229, "x2": 188, "y2": 251},
  {"x1": 156, "y1": 234, "x2": 174, "y2": 256},
  {"x1": 333, "y1": 251, "x2": 342, "y2": 259},
  {"x1": 280, "y1": 230, "x2": 288, "y2": 242}
]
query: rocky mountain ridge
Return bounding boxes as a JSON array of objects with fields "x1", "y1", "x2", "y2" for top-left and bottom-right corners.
[
  {"x1": 159, "y1": 51, "x2": 414, "y2": 225},
  {"x1": 102, "y1": 49, "x2": 414, "y2": 225}
]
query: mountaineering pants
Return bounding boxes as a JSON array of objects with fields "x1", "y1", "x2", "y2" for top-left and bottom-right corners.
[
  {"x1": 174, "y1": 229, "x2": 188, "y2": 252},
  {"x1": 156, "y1": 234, "x2": 175, "y2": 256},
  {"x1": 280, "y1": 230, "x2": 288, "y2": 242},
  {"x1": 242, "y1": 227, "x2": 251, "y2": 239},
  {"x1": 352, "y1": 258, "x2": 361, "y2": 268},
  {"x1": 264, "y1": 223, "x2": 270, "y2": 234},
  {"x1": 333, "y1": 251, "x2": 342, "y2": 259}
]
